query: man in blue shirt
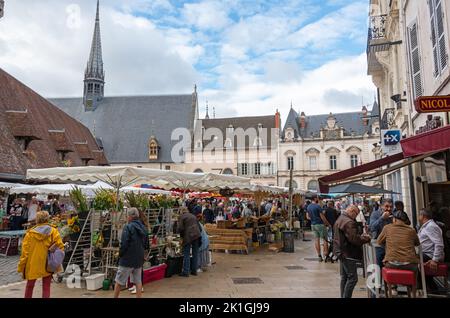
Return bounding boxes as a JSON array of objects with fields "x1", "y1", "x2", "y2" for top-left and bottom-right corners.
[
  {"x1": 369, "y1": 198, "x2": 393, "y2": 269},
  {"x1": 307, "y1": 198, "x2": 329, "y2": 262}
]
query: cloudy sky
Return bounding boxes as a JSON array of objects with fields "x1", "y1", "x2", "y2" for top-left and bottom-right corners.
[{"x1": 0, "y1": 0, "x2": 375, "y2": 121}]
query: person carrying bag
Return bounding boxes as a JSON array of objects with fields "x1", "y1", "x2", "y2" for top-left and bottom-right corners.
[{"x1": 18, "y1": 211, "x2": 64, "y2": 298}]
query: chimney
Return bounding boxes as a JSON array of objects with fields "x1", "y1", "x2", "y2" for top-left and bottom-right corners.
[
  {"x1": 299, "y1": 111, "x2": 306, "y2": 129},
  {"x1": 362, "y1": 106, "x2": 369, "y2": 126},
  {"x1": 275, "y1": 109, "x2": 281, "y2": 129}
]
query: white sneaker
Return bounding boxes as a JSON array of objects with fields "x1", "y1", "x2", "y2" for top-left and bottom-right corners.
[
  {"x1": 197, "y1": 268, "x2": 203, "y2": 273},
  {"x1": 128, "y1": 286, "x2": 136, "y2": 292},
  {"x1": 131, "y1": 287, "x2": 144, "y2": 294}
]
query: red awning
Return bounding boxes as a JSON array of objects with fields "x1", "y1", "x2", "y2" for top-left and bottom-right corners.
[
  {"x1": 401, "y1": 125, "x2": 450, "y2": 157},
  {"x1": 319, "y1": 125, "x2": 450, "y2": 193},
  {"x1": 318, "y1": 152, "x2": 404, "y2": 193}
]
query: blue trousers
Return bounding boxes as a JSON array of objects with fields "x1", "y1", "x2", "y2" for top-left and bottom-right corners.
[{"x1": 182, "y1": 239, "x2": 200, "y2": 275}]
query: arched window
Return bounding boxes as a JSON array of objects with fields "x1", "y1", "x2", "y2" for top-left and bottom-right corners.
[
  {"x1": 307, "y1": 180, "x2": 319, "y2": 192},
  {"x1": 194, "y1": 169, "x2": 204, "y2": 173},
  {"x1": 285, "y1": 180, "x2": 298, "y2": 189},
  {"x1": 222, "y1": 168, "x2": 233, "y2": 175}
]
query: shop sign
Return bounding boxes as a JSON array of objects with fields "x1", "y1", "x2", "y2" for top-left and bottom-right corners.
[
  {"x1": 415, "y1": 96, "x2": 450, "y2": 113},
  {"x1": 381, "y1": 129, "x2": 402, "y2": 155}
]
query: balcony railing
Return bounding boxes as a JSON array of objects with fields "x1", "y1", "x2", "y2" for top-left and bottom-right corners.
[
  {"x1": 367, "y1": 14, "x2": 388, "y2": 55},
  {"x1": 369, "y1": 14, "x2": 387, "y2": 40}
]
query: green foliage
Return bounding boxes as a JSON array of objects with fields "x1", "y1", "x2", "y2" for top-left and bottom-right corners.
[
  {"x1": 93, "y1": 188, "x2": 123, "y2": 211},
  {"x1": 69, "y1": 186, "x2": 88, "y2": 213}
]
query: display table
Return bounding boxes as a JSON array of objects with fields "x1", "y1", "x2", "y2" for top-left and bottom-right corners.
[
  {"x1": 204, "y1": 224, "x2": 253, "y2": 254},
  {"x1": 0, "y1": 230, "x2": 26, "y2": 256}
]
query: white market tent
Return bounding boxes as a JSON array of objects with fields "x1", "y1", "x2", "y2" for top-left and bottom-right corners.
[
  {"x1": 0, "y1": 182, "x2": 26, "y2": 190},
  {"x1": 8, "y1": 182, "x2": 172, "y2": 198},
  {"x1": 26, "y1": 166, "x2": 252, "y2": 192}
]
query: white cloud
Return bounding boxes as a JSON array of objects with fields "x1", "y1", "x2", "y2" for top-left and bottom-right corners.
[
  {"x1": 201, "y1": 53, "x2": 375, "y2": 120},
  {"x1": 182, "y1": 1, "x2": 231, "y2": 31},
  {"x1": 0, "y1": 0, "x2": 197, "y2": 97}
]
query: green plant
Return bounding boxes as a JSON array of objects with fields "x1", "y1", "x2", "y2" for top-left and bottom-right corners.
[
  {"x1": 94, "y1": 188, "x2": 123, "y2": 211},
  {"x1": 69, "y1": 186, "x2": 89, "y2": 213},
  {"x1": 125, "y1": 192, "x2": 150, "y2": 211}
]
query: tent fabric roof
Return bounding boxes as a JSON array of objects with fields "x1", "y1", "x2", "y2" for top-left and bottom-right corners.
[
  {"x1": 26, "y1": 166, "x2": 251, "y2": 191},
  {"x1": 328, "y1": 183, "x2": 396, "y2": 194}
]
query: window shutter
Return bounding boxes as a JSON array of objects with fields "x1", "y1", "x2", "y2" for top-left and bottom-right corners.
[
  {"x1": 436, "y1": 0, "x2": 448, "y2": 69},
  {"x1": 408, "y1": 22, "x2": 423, "y2": 99}
]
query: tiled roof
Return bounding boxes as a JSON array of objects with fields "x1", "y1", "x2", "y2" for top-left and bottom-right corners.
[
  {"x1": 92, "y1": 150, "x2": 108, "y2": 166},
  {"x1": 48, "y1": 130, "x2": 73, "y2": 152},
  {"x1": 5, "y1": 110, "x2": 41, "y2": 139},
  {"x1": 49, "y1": 94, "x2": 197, "y2": 163},
  {"x1": 282, "y1": 103, "x2": 379, "y2": 139},
  {"x1": 200, "y1": 115, "x2": 277, "y2": 149},
  {"x1": 73, "y1": 142, "x2": 94, "y2": 160},
  {"x1": 0, "y1": 68, "x2": 108, "y2": 179}
]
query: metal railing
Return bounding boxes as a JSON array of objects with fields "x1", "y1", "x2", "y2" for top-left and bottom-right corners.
[{"x1": 367, "y1": 14, "x2": 388, "y2": 54}]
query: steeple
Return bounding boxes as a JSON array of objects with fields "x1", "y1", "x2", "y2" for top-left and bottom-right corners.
[
  {"x1": 205, "y1": 101, "x2": 210, "y2": 119},
  {"x1": 83, "y1": 0, "x2": 105, "y2": 111}
]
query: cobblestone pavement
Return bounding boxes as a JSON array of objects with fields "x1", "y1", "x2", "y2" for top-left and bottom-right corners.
[
  {"x1": 0, "y1": 234, "x2": 369, "y2": 298},
  {"x1": 0, "y1": 255, "x2": 22, "y2": 287}
]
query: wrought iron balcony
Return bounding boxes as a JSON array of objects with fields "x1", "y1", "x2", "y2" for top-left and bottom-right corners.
[
  {"x1": 369, "y1": 15, "x2": 387, "y2": 40},
  {"x1": 367, "y1": 14, "x2": 390, "y2": 55}
]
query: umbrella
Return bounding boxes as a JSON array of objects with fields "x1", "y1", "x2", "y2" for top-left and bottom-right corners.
[{"x1": 328, "y1": 183, "x2": 398, "y2": 195}]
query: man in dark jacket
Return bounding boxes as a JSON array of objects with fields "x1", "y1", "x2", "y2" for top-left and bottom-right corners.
[
  {"x1": 334, "y1": 205, "x2": 371, "y2": 298},
  {"x1": 114, "y1": 208, "x2": 149, "y2": 298},
  {"x1": 178, "y1": 207, "x2": 202, "y2": 277}
]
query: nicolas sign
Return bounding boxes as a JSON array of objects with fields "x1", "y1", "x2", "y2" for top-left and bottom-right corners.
[{"x1": 415, "y1": 96, "x2": 450, "y2": 113}]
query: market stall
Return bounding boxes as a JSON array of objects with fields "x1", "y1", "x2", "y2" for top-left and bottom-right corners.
[{"x1": 24, "y1": 166, "x2": 252, "y2": 287}]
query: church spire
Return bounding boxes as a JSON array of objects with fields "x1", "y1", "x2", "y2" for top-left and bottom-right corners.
[
  {"x1": 83, "y1": 0, "x2": 105, "y2": 111},
  {"x1": 205, "y1": 101, "x2": 210, "y2": 119}
]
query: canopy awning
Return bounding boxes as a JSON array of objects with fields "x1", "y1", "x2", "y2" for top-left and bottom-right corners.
[
  {"x1": 25, "y1": 166, "x2": 251, "y2": 192},
  {"x1": 328, "y1": 183, "x2": 398, "y2": 195},
  {"x1": 400, "y1": 125, "x2": 450, "y2": 157},
  {"x1": 319, "y1": 125, "x2": 450, "y2": 193}
]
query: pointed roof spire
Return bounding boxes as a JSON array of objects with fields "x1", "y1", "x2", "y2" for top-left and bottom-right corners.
[
  {"x1": 85, "y1": 0, "x2": 104, "y2": 81},
  {"x1": 205, "y1": 101, "x2": 210, "y2": 119},
  {"x1": 213, "y1": 107, "x2": 216, "y2": 119},
  {"x1": 290, "y1": 101, "x2": 293, "y2": 109}
]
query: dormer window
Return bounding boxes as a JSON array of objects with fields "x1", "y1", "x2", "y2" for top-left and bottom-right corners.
[
  {"x1": 148, "y1": 136, "x2": 160, "y2": 160},
  {"x1": 285, "y1": 127, "x2": 295, "y2": 142}
]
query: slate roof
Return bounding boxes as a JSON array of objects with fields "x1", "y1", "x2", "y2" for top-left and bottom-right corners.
[
  {"x1": 0, "y1": 68, "x2": 107, "y2": 180},
  {"x1": 282, "y1": 102, "x2": 379, "y2": 139},
  {"x1": 49, "y1": 94, "x2": 197, "y2": 163},
  {"x1": 200, "y1": 115, "x2": 277, "y2": 149}
]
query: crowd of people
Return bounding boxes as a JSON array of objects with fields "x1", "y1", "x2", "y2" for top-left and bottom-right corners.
[
  {"x1": 2, "y1": 196, "x2": 65, "y2": 230},
  {"x1": 332, "y1": 197, "x2": 449, "y2": 298},
  {"x1": 12, "y1": 192, "x2": 450, "y2": 299}
]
